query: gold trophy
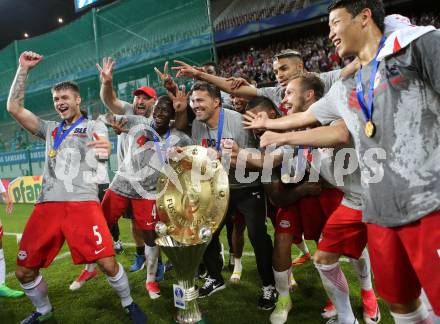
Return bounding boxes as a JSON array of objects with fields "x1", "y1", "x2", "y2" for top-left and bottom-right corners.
[{"x1": 155, "y1": 146, "x2": 229, "y2": 324}]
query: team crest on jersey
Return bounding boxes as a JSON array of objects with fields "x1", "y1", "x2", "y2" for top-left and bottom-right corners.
[
  {"x1": 279, "y1": 220, "x2": 291, "y2": 228},
  {"x1": 17, "y1": 250, "x2": 28, "y2": 260}
]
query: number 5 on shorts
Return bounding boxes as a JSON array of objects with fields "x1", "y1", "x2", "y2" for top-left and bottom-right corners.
[{"x1": 93, "y1": 225, "x2": 103, "y2": 245}]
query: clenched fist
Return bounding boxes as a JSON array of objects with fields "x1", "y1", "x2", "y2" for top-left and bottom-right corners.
[{"x1": 19, "y1": 51, "x2": 43, "y2": 70}]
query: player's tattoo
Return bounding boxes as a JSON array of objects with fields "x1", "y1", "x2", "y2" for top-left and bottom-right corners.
[{"x1": 9, "y1": 68, "x2": 28, "y2": 106}]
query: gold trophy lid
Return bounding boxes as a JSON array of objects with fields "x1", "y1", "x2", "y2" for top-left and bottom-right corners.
[{"x1": 156, "y1": 145, "x2": 229, "y2": 245}]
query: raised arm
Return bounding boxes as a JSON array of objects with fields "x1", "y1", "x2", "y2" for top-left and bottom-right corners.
[
  {"x1": 7, "y1": 52, "x2": 42, "y2": 135},
  {"x1": 97, "y1": 57, "x2": 125, "y2": 114},
  {"x1": 259, "y1": 119, "x2": 350, "y2": 148},
  {"x1": 243, "y1": 109, "x2": 319, "y2": 131},
  {"x1": 154, "y1": 61, "x2": 178, "y2": 96},
  {"x1": 172, "y1": 60, "x2": 257, "y2": 99},
  {"x1": 168, "y1": 84, "x2": 190, "y2": 131}
]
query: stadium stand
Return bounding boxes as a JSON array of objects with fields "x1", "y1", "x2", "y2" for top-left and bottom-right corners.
[{"x1": 214, "y1": 0, "x2": 323, "y2": 31}]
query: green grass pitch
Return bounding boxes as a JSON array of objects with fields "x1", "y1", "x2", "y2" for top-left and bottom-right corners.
[{"x1": 0, "y1": 204, "x2": 393, "y2": 323}]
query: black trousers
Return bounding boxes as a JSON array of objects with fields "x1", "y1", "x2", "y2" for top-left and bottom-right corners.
[{"x1": 203, "y1": 186, "x2": 274, "y2": 286}]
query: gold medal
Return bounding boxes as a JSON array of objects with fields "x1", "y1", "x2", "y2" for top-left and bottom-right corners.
[
  {"x1": 365, "y1": 120, "x2": 376, "y2": 138},
  {"x1": 48, "y1": 148, "x2": 57, "y2": 158}
]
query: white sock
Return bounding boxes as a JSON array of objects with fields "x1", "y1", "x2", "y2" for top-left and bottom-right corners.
[
  {"x1": 273, "y1": 268, "x2": 290, "y2": 297},
  {"x1": 106, "y1": 263, "x2": 133, "y2": 308},
  {"x1": 145, "y1": 244, "x2": 159, "y2": 283},
  {"x1": 233, "y1": 257, "x2": 242, "y2": 273},
  {"x1": 315, "y1": 261, "x2": 355, "y2": 324},
  {"x1": 20, "y1": 275, "x2": 52, "y2": 315},
  {"x1": 391, "y1": 303, "x2": 434, "y2": 324},
  {"x1": 295, "y1": 240, "x2": 309, "y2": 255},
  {"x1": 229, "y1": 253, "x2": 235, "y2": 265},
  {"x1": 0, "y1": 249, "x2": 5, "y2": 285},
  {"x1": 421, "y1": 290, "x2": 440, "y2": 323},
  {"x1": 349, "y1": 249, "x2": 373, "y2": 291},
  {"x1": 85, "y1": 263, "x2": 97, "y2": 273}
]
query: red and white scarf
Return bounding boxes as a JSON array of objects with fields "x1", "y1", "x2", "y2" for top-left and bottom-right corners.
[{"x1": 378, "y1": 14, "x2": 436, "y2": 61}]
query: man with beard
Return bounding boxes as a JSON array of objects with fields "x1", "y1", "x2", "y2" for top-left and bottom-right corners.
[
  {"x1": 7, "y1": 51, "x2": 147, "y2": 324},
  {"x1": 188, "y1": 81, "x2": 276, "y2": 310},
  {"x1": 100, "y1": 57, "x2": 158, "y2": 275}
]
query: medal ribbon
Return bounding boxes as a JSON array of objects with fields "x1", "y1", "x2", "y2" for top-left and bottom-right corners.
[
  {"x1": 355, "y1": 36, "x2": 387, "y2": 123},
  {"x1": 53, "y1": 116, "x2": 85, "y2": 150},
  {"x1": 152, "y1": 122, "x2": 171, "y2": 165},
  {"x1": 205, "y1": 108, "x2": 224, "y2": 151}
]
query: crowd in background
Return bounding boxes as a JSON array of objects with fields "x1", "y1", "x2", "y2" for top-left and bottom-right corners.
[{"x1": 218, "y1": 35, "x2": 343, "y2": 86}]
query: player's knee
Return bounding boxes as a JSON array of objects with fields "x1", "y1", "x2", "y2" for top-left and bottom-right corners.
[
  {"x1": 388, "y1": 299, "x2": 421, "y2": 314},
  {"x1": 274, "y1": 233, "x2": 292, "y2": 251},
  {"x1": 313, "y1": 250, "x2": 339, "y2": 265},
  {"x1": 96, "y1": 257, "x2": 119, "y2": 277},
  {"x1": 15, "y1": 266, "x2": 37, "y2": 283}
]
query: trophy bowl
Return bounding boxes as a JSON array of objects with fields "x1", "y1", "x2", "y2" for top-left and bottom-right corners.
[{"x1": 155, "y1": 145, "x2": 229, "y2": 323}]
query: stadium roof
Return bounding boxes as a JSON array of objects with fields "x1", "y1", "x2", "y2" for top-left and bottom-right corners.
[{"x1": 0, "y1": 0, "x2": 117, "y2": 50}]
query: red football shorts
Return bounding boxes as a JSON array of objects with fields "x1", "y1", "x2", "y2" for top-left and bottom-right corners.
[
  {"x1": 318, "y1": 204, "x2": 366, "y2": 259},
  {"x1": 17, "y1": 201, "x2": 115, "y2": 268},
  {"x1": 367, "y1": 210, "x2": 440, "y2": 314},
  {"x1": 0, "y1": 223, "x2": 3, "y2": 239},
  {"x1": 276, "y1": 188, "x2": 343, "y2": 244},
  {"x1": 102, "y1": 189, "x2": 157, "y2": 231}
]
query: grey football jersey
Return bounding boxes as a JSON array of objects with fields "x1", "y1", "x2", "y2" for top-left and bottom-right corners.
[
  {"x1": 34, "y1": 118, "x2": 108, "y2": 202},
  {"x1": 116, "y1": 101, "x2": 135, "y2": 167},
  {"x1": 191, "y1": 108, "x2": 260, "y2": 189},
  {"x1": 111, "y1": 115, "x2": 193, "y2": 199}
]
